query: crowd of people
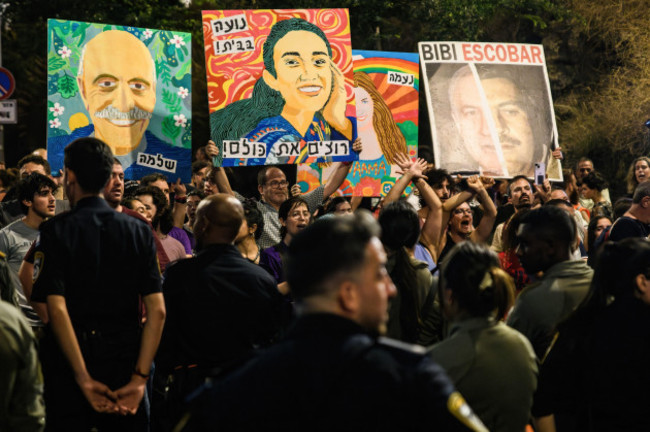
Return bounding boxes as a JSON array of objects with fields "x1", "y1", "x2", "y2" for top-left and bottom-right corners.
[{"x1": 1, "y1": 137, "x2": 650, "y2": 432}]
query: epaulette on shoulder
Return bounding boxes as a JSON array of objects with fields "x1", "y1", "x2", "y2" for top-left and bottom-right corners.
[
  {"x1": 0, "y1": 251, "x2": 5, "y2": 259},
  {"x1": 376, "y1": 337, "x2": 427, "y2": 355}
]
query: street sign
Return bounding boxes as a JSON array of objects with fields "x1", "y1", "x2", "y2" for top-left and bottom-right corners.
[
  {"x1": 0, "y1": 99, "x2": 17, "y2": 124},
  {"x1": 0, "y1": 67, "x2": 15, "y2": 100}
]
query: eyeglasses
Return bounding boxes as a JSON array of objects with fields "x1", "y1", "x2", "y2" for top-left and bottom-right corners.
[{"x1": 266, "y1": 180, "x2": 288, "y2": 188}]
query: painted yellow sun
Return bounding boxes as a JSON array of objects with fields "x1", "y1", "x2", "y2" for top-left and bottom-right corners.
[{"x1": 68, "y1": 112, "x2": 89, "y2": 131}]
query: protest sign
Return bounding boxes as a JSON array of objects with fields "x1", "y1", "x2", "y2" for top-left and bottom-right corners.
[
  {"x1": 202, "y1": 9, "x2": 357, "y2": 167},
  {"x1": 419, "y1": 41, "x2": 561, "y2": 180},
  {"x1": 298, "y1": 50, "x2": 419, "y2": 196},
  {"x1": 46, "y1": 20, "x2": 192, "y2": 182}
]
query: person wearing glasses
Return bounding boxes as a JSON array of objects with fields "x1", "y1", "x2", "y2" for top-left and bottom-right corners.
[{"x1": 203, "y1": 139, "x2": 361, "y2": 249}]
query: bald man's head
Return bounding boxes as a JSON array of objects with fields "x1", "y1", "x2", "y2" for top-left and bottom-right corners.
[
  {"x1": 193, "y1": 194, "x2": 244, "y2": 249},
  {"x1": 77, "y1": 30, "x2": 156, "y2": 155}
]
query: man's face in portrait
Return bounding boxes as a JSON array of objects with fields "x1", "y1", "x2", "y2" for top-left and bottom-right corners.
[
  {"x1": 78, "y1": 30, "x2": 156, "y2": 156},
  {"x1": 450, "y1": 69, "x2": 535, "y2": 177},
  {"x1": 264, "y1": 30, "x2": 332, "y2": 115}
]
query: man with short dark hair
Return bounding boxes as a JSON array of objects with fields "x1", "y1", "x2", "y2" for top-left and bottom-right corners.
[
  {"x1": 507, "y1": 206, "x2": 593, "y2": 358},
  {"x1": 154, "y1": 193, "x2": 284, "y2": 429},
  {"x1": 31, "y1": 137, "x2": 165, "y2": 430},
  {"x1": 103, "y1": 158, "x2": 170, "y2": 272},
  {"x1": 575, "y1": 157, "x2": 611, "y2": 209},
  {"x1": 0, "y1": 173, "x2": 57, "y2": 328},
  {"x1": 0, "y1": 156, "x2": 69, "y2": 228},
  {"x1": 17, "y1": 155, "x2": 52, "y2": 179},
  {"x1": 426, "y1": 168, "x2": 454, "y2": 202},
  {"x1": 608, "y1": 180, "x2": 650, "y2": 241},
  {"x1": 195, "y1": 212, "x2": 486, "y2": 431},
  {"x1": 491, "y1": 175, "x2": 534, "y2": 252}
]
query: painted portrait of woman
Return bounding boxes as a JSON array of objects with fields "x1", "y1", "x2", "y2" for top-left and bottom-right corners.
[
  {"x1": 210, "y1": 17, "x2": 355, "y2": 166},
  {"x1": 354, "y1": 71, "x2": 407, "y2": 164},
  {"x1": 348, "y1": 71, "x2": 408, "y2": 195}
]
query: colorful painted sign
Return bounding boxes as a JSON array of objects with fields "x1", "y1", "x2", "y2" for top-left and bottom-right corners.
[
  {"x1": 298, "y1": 50, "x2": 419, "y2": 196},
  {"x1": 202, "y1": 9, "x2": 358, "y2": 167},
  {"x1": 46, "y1": 19, "x2": 192, "y2": 182},
  {"x1": 419, "y1": 41, "x2": 562, "y2": 180}
]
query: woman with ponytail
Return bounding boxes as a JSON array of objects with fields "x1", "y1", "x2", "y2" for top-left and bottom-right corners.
[
  {"x1": 378, "y1": 199, "x2": 442, "y2": 345},
  {"x1": 533, "y1": 238, "x2": 650, "y2": 432},
  {"x1": 430, "y1": 242, "x2": 537, "y2": 432}
]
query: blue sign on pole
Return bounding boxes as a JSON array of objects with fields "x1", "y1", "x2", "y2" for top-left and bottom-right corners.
[{"x1": 0, "y1": 67, "x2": 15, "y2": 100}]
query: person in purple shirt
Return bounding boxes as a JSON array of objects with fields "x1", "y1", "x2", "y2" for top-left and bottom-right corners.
[
  {"x1": 259, "y1": 196, "x2": 310, "y2": 293},
  {"x1": 140, "y1": 173, "x2": 193, "y2": 255},
  {"x1": 134, "y1": 186, "x2": 188, "y2": 263}
]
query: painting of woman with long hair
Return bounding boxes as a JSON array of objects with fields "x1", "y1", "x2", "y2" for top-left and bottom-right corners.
[{"x1": 208, "y1": 16, "x2": 356, "y2": 167}]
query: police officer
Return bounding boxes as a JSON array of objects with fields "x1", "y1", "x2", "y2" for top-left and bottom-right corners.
[
  {"x1": 31, "y1": 137, "x2": 165, "y2": 431},
  {"x1": 154, "y1": 193, "x2": 285, "y2": 429},
  {"x1": 191, "y1": 211, "x2": 486, "y2": 431}
]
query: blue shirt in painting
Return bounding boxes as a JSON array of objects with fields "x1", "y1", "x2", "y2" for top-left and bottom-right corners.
[
  {"x1": 47, "y1": 124, "x2": 192, "y2": 183},
  {"x1": 348, "y1": 155, "x2": 389, "y2": 184},
  {"x1": 222, "y1": 113, "x2": 357, "y2": 167}
]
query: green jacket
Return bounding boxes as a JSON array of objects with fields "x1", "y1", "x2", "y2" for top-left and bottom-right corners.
[
  {"x1": 0, "y1": 300, "x2": 45, "y2": 431},
  {"x1": 430, "y1": 318, "x2": 538, "y2": 432},
  {"x1": 506, "y1": 259, "x2": 593, "y2": 358}
]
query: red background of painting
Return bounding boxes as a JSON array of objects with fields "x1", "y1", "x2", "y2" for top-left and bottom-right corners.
[{"x1": 202, "y1": 9, "x2": 354, "y2": 115}]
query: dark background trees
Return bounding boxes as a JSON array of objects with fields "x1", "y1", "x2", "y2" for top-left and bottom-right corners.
[{"x1": 3, "y1": 0, "x2": 648, "y2": 197}]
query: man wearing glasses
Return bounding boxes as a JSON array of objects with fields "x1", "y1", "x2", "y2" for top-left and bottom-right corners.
[{"x1": 251, "y1": 163, "x2": 352, "y2": 249}]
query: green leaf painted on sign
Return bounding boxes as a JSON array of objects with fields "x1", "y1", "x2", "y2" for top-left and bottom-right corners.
[
  {"x1": 175, "y1": 61, "x2": 191, "y2": 81},
  {"x1": 48, "y1": 56, "x2": 67, "y2": 73},
  {"x1": 162, "y1": 115, "x2": 181, "y2": 143},
  {"x1": 156, "y1": 59, "x2": 171, "y2": 84},
  {"x1": 57, "y1": 74, "x2": 77, "y2": 99},
  {"x1": 162, "y1": 89, "x2": 181, "y2": 113}
]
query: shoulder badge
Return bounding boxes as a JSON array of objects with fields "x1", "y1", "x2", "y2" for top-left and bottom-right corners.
[
  {"x1": 377, "y1": 336, "x2": 427, "y2": 354},
  {"x1": 447, "y1": 391, "x2": 489, "y2": 432}
]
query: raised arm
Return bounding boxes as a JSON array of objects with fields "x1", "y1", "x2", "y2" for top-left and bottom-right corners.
[
  {"x1": 206, "y1": 141, "x2": 234, "y2": 196},
  {"x1": 171, "y1": 178, "x2": 187, "y2": 228},
  {"x1": 414, "y1": 177, "x2": 443, "y2": 263},
  {"x1": 322, "y1": 138, "x2": 362, "y2": 198},
  {"x1": 384, "y1": 153, "x2": 427, "y2": 206},
  {"x1": 468, "y1": 176, "x2": 497, "y2": 244}
]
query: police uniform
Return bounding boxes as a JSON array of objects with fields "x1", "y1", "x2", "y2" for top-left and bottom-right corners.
[
  {"x1": 190, "y1": 313, "x2": 486, "y2": 432},
  {"x1": 31, "y1": 196, "x2": 161, "y2": 431},
  {"x1": 153, "y1": 243, "x2": 287, "y2": 429}
]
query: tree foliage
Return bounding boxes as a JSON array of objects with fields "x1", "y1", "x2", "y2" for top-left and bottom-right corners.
[{"x1": 1, "y1": 0, "x2": 647, "y2": 196}]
